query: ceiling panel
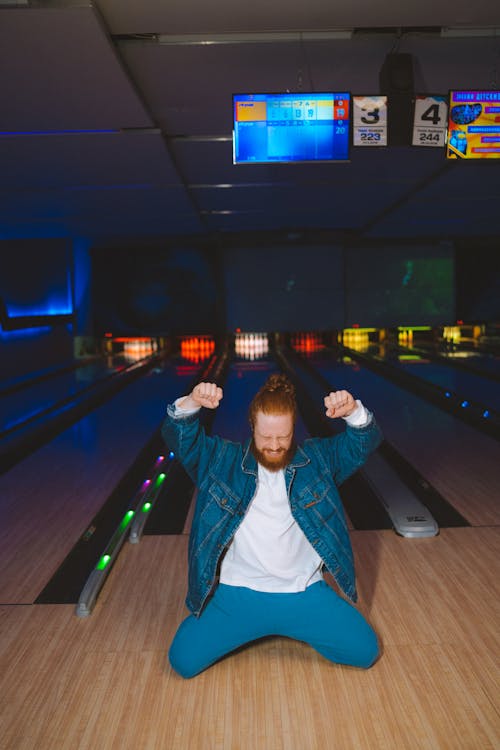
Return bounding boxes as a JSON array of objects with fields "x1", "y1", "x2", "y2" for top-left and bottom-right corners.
[
  {"x1": 172, "y1": 138, "x2": 443, "y2": 186},
  {"x1": 96, "y1": 0, "x2": 500, "y2": 35},
  {"x1": 368, "y1": 162, "x2": 500, "y2": 236},
  {"x1": 0, "y1": 3, "x2": 499, "y2": 243},
  {"x1": 0, "y1": 186, "x2": 196, "y2": 223},
  {"x1": 119, "y1": 34, "x2": 499, "y2": 138},
  {"x1": 0, "y1": 5, "x2": 152, "y2": 131},
  {"x1": 0, "y1": 186, "x2": 203, "y2": 239},
  {"x1": 118, "y1": 37, "x2": 392, "y2": 136},
  {"x1": 0, "y1": 132, "x2": 183, "y2": 190},
  {"x1": 367, "y1": 196, "x2": 500, "y2": 237}
]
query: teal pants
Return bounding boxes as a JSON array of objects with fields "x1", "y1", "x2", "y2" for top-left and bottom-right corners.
[{"x1": 169, "y1": 580, "x2": 379, "y2": 678}]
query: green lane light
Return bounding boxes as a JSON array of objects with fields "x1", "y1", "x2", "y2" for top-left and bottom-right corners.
[
  {"x1": 155, "y1": 473, "x2": 166, "y2": 488},
  {"x1": 96, "y1": 554, "x2": 111, "y2": 571},
  {"x1": 119, "y1": 510, "x2": 135, "y2": 532},
  {"x1": 142, "y1": 502, "x2": 152, "y2": 513}
]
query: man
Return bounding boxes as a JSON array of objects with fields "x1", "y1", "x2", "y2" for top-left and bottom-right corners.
[{"x1": 162, "y1": 373, "x2": 382, "y2": 678}]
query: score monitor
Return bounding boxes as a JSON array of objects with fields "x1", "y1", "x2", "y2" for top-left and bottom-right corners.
[{"x1": 233, "y1": 92, "x2": 351, "y2": 164}]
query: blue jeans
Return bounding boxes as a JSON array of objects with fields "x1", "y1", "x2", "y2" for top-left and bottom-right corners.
[{"x1": 169, "y1": 581, "x2": 379, "y2": 678}]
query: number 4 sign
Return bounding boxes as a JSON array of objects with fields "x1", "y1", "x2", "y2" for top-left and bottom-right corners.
[{"x1": 412, "y1": 95, "x2": 448, "y2": 147}]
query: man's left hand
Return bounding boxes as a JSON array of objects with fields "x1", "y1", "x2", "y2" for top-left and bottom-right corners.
[{"x1": 324, "y1": 390, "x2": 357, "y2": 419}]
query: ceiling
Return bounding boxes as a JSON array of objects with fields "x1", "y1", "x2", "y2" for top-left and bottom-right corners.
[{"x1": 1, "y1": 0, "x2": 500, "y2": 245}]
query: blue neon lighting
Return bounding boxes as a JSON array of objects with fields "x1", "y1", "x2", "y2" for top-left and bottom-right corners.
[
  {"x1": 445, "y1": 392, "x2": 451, "y2": 398},
  {"x1": 7, "y1": 304, "x2": 73, "y2": 317},
  {"x1": 4, "y1": 407, "x2": 47, "y2": 432},
  {"x1": 169, "y1": 451, "x2": 175, "y2": 459},
  {"x1": 483, "y1": 410, "x2": 490, "y2": 418},
  {"x1": 0, "y1": 326, "x2": 52, "y2": 340},
  {"x1": 461, "y1": 401, "x2": 469, "y2": 408},
  {"x1": 6, "y1": 266, "x2": 73, "y2": 318}
]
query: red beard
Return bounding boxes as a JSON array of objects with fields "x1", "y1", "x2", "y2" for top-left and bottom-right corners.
[{"x1": 250, "y1": 440, "x2": 296, "y2": 472}]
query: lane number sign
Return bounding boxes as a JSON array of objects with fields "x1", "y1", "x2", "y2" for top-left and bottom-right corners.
[
  {"x1": 412, "y1": 95, "x2": 448, "y2": 147},
  {"x1": 353, "y1": 95, "x2": 388, "y2": 146}
]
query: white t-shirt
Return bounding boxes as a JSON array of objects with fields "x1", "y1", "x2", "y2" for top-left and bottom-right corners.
[
  {"x1": 173, "y1": 398, "x2": 369, "y2": 593},
  {"x1": 219, "y1": 463, "x2": 324, "y2": 592}
]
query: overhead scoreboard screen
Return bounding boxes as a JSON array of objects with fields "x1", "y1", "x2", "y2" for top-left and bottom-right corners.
[
  {"x1": 447, "y1": 90, "x2": 500, "y2": 159},
  {"x1": 233, "y1": 92, "x2": 350, "y2": 164}
]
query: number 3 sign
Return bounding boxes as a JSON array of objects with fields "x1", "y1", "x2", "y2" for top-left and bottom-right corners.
[
  {"x1": 412, "y1": 95, "x2": 448, "y2": 147},
  {"x1": 353, "y1": 95, "x2": 388, "y2": 146}
]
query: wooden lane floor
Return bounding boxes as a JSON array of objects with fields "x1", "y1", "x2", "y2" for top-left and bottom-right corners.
[
  {"x1": 1, "y1": 529, "x2": 498, "y2": 749},
  {"x1": 310, "y1": 355, "x2": 500, "y2": 527},
  {"x1": 0, "y1": 359, "x2": 198, "y2": 604}
]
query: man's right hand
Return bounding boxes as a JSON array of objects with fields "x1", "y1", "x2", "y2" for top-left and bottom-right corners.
[{"x1": 179, "y1": 382, "x2": 223, "y2": 410}]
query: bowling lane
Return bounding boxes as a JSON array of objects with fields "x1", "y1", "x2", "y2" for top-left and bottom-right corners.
[
  {"x1": 0, "y1": 353, "x2": 143, "y2": 435},
  {"x1": 0, "y1": 355, "x2": 98, "y2": 396},
  {"x1": 442, "y1": 351, "x2": 500, "y2": 378},
  {"x1": 412, "y1": 343, "x2": 500, "y2": 379},
  {"x1": 300, "y1": 349, "x2": 500, "y2": 527},
  {"x1": 372, "y1": 347, "x2": 500, "y2": 411},
  {"x1": 0, "y1": 354, "x2": 208, "y2": 604}
]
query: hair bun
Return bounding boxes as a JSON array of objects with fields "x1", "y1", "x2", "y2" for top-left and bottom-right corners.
[
  {"x1": 248, "y1": 372, "x2": 297, "y2": 425},
  {"x1": 265, "y1": 373, "x2": 295, "y2": 396}
]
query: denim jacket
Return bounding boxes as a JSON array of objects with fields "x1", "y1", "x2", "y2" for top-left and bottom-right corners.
[{"x1": 161, "y1": 405, "x2": 382, "y2": 616}]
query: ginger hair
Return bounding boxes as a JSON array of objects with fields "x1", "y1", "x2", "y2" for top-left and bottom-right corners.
[{"x1": 248, "y1": 373, "x2": 297, "y2": 428}]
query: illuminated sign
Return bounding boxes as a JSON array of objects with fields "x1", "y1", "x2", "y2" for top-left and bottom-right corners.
[{"x1": 447, "y1": 90, "x2": 500, "y2": 159}]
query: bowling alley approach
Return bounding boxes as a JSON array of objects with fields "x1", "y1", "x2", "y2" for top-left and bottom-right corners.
[{"x1": 1, "y1": 4, "x2": 500, "y2": 750}]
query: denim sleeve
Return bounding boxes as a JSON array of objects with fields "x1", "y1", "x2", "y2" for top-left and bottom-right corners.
[
  {"x1": 161, "y1": 404, "x2": 226, "y2": 484},
  {"x1": 316, "y1": 412, "x2": 383, "y2": 486}
]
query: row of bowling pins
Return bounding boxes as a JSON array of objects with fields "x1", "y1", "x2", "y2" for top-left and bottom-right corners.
[
  {"x1": 180, "y1": 337, "x2": 215, "y2": 363},
  {"x1": 291, "y1": 332, "x2": 324, "y2": 352},
  {"x1": 398, "y1": 329, "x2": 414, "y2": 344},
  {"x1": 235, "y1": 332, "x2": 269, "y2": 359},
  {"x1": 123, "y1": 339, "x2": 157, "y2": 360},
  {"x1": 342, "y1": 329, "x2": 369, "y2": 351},
  {"x1": 442, "y1": 326, "x2": 460, "y2": 344}
]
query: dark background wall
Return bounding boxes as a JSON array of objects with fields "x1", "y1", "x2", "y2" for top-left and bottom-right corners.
[
  {"x1": 0, "y1": 238, "x2": 74, "y2": 381},
  {"x1": 91, "y1": 240, "x2": 457, "y2": 334},
  {"x1": 91, "y1": 245, "x2": 220, "y2": 336},
  {"x1": 455, "y1": 240, "x2": 500, "y2": 322},
  {"x1": 1, "y1": 238, "x2": 72, "y2": 317},
  {"x1": 0, "y1": 235, "x2": 497, "y2": 381},
  {"x1": 344, "y1": 242, "x2": 455, "y2": 327},
  {"x1": 223, "y1": 244, "x2": 345, "y2": 332}
]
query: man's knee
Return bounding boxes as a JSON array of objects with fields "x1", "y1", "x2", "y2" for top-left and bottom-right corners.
[
  {"x1": 168, "y1": 639, "x2": 202, "y2": 679},
  {"x1": 313, "y1": 615, "x2": 380, "y2": 669},
  {"x1": 168, "y1": 617, "x2": 201, "y2": 678}
]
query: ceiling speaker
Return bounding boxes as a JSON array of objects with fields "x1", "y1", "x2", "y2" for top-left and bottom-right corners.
[{"x1": 379, "y1": 53, "x2": 415, "y2": 145}]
